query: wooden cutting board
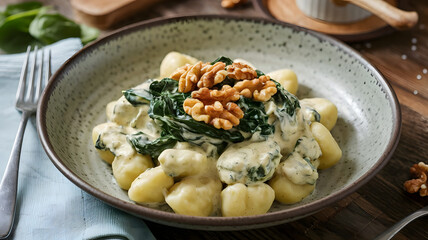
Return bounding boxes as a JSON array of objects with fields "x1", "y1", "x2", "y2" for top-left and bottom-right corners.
[{"x1": 71, "y1": 0, "x2": 162, "y2": 29}]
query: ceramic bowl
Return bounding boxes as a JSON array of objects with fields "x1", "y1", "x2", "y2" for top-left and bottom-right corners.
[{"x1": 37, "y1": 15, "x2": 401, "y2": 230}]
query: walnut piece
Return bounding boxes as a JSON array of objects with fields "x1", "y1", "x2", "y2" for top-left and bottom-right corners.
[
  {"x1": 183, "y1": 99, "x2": 243, "y2": 130},
  {"x1": 221, "y1": 0, "x2": 248, "y2": 8},
  {"x1": 226, "y1": 62, "x2": 257, "y2": 80},
  {"x1": 169, "y1": 61, "x2": 228, "y2": 92},
  {"x1": 404, "y1": 162, "x2": 428, "y2": 197},
  {"x1": 233, "y1": 75, "x2": 277, "y2": 101},
  {"x1": 198, "y1": 62, "x2": 228, "y2": 88},
  {"x1": 191, "y1": 85, "x2": 240, "y2": 105}
]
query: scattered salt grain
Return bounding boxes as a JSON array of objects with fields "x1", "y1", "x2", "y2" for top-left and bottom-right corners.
[
  {"x1": 411, "y1": 45, "x2": 417, "y2": 51},
  {"x1": 417, "y1": 74, "x2": 422, "y2": 80},
  {"x1": 413, "y1": 90, "x2": 418, "y2": 95},
  {"x1": 401, "y1": 54, "x2": 407, "y2": 60},
  {"x1": 423, "y1": 68, "x2": 427, "y2": 74},
  {"x1": 411, "y1": 38, "x2": 417, "y2": 44}
]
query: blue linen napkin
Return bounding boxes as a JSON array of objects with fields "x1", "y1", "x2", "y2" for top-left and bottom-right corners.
[{"x1": 0, "y1": 38, "x2": 156, "y2": 240}]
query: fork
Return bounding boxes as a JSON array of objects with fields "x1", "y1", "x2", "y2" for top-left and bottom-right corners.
[
  {"x1": 375, "y1": 205, "x2": 428, "y2": 240},
  {"x1": 0, "y1": 46, "x2": 51, "y2": 239}
]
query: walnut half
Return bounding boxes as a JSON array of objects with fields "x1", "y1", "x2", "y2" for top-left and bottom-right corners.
[
  {"x1": 404, "y1": 162, "x2": 428, "y2": 197},
  {"x1": 183, "y1": 86, "x2": 243, "y2": 130},
  {"x1": 233, "y1": 75, "x2": 277, "y2": 102}
]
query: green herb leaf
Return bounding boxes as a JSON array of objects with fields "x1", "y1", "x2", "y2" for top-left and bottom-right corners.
[
  {"x1": 3, "y1": 1, "x2": 43, "y2": 17},
  {"x1": 256, "y1": 69, "x2": 265, "y2": 77},
  {"x1": 0, "y1": 8, "x2": 42, "y2": 53},
  {"x1": 236, "y1": 96, "x2": 274, "y2": 135},
  {"x1": 80, "y1": 24, "x2": 99, "y2": 45},
  {"x1": 0, "y1": 1, "x2": 99, "y2": 53},
  {"x1": 29, "y1": 12, "x2": 81, "y2": 44},
  {"x1": 247, "y1": 165, "x2": 267, "y2": 182},
  {"x1": 271, "y1": 79, "x2": 300, "y2": 117},
  {"x1": 127, "y1": 132, "x2": 177, "y2": 159},
  {"x1": 211, "y1": 56, "x2": 234, "y2": 66},
  {"x1": 122, "y1": 89, "x2": 151, "y2": 106},
  {"x1": 95, "y1": 135, "x2": 106, "y2": 150}
]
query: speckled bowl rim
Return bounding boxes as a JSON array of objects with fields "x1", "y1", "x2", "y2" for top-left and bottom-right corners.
[{"x1": 37, "y1": 15, "x2": 401, "y2": 229}]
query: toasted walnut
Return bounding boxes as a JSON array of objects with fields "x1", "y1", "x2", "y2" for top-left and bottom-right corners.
[
  {"x1": 404, "y1": 162, "x2": 428, "y2": 197},
  {"x1": 209, "y1": 102, "x2": 243, "y2": 129},
  {"x1": 226, "y1": 62, "x2": 257, "y2": 80},
  {"x1": 221, "y1": 0, "x2": 248, "y2": 8},
  {"x1": 182, "y1": 98, "x2": 211, "y2": 123},
  {"x1": 170, "y1": 64, "x2": 191, "y2": 80},
  {"x1": 191, "y1": 85, "x2": 240, "y2": 105},
  {"x1": 198, "y1": 62, "x2": 228, "y2": 88},
  {"x1": 233, "y1": 75, "x2": 277, "y2": 101},
  {"x1": 178, "y1": 62, "x2": 205, "y2": 93},
  {"x1": 183, "y1": 98, "x2": 243, "y2": 130}
]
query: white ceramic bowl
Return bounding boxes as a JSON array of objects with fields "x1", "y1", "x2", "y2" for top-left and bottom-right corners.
[{"x1": 37, "y1": 15, "x2": 401, "y2": 230}]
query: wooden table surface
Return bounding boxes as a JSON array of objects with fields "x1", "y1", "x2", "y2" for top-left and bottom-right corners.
[{"x1": 3, "y1": 0, "x2": 427, "y2": 239}]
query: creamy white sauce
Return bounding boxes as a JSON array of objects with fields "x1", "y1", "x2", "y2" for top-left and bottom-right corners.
[{"x1": 94, "y1": 66, "x2": 327, "y2": 213}]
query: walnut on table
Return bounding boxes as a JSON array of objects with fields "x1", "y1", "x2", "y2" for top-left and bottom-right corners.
[
  {"x1": 233, "y1": 75, "x2": 277, "y2": 102},
  {"x1": 183, "y1": 86, "x2": 243, "y2": 130},
  {"x1": 404, "y1": 162, "x2": 428, "y2": 197}
]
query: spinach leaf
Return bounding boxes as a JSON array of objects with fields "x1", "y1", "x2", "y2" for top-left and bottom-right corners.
[
  {"x1": 95, "y1": 135, "x2": 106, "y2": 150},
  {"x1": 123, "y1": 78, "x2": 181, "y2": 106},
  {"x1": 145, "y1": 80, "x2": 244, "y2": 143},
  {"x1": 3, "y1": 1, "x2": 43, "y2": 17},
  {"x1": 212, "y1": 76, "x2": 236, "y2": 89},
  {"x1": 122, "y1": 89, "x2": 151, "y2": 106},
  {"x1": 29, "y1": 12, "x2": 82, "y2": 44},
  {"x1": 125, "y1": 78, "x2": 245, "y2": 159},
  {"x1": 0, "y1": 13, "x2": 5, "y2": 24},
  {"x1": 247, "y1": 165, "x2": 267, "y2": 182},
  {"x1": 0, "y1": 8, "x2": 42, "y2": 53},
  {"x1": 236, "y1": 96, "x2": 274, "y2": 135},
  {"x1": 127, "y1": 132, "x2": 177, "y2": 159},
  {"x1": 0, "y1": 1, "x2": 99, "y2": 53},
  {"x1": 79, "y1": 24, "x2": 99, "y2": 45},
  {"x1": 256, "y1": 69, "x2": 265, "y2": 77},
  {"x1": 211, "y1": 56, "x2": 233, "y2": 66},
  {"x1": 271, "y1": 79, "x2": 300, "y2": 116}
]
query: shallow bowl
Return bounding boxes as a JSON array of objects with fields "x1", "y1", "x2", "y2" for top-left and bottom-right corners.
[{"x1": 37, "y1": 15, "x2": 401, "y2": 230}]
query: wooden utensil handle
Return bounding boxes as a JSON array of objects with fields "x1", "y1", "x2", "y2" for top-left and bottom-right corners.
[{"x1": 343, "y1": 0, "x2": 418, "y2": 30}]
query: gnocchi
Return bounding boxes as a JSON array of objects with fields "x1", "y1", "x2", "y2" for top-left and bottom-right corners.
[
  {"x1": 92, "y1": 52, "x2": 342, "y2": 217},
  {"x1": 165, "y1": 176, "x2": 222, "y2": 216},
  {"x1": 221, "y1": 183, "x2": 275, "y2": 217},
  {"x1": 128, "y1": 166, "x2": 174, "y2": 204}
]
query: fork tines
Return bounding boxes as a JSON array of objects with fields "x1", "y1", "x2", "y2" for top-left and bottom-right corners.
[{"x1": 16, "y1": 46, "x2": 52, "y2": 104}]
